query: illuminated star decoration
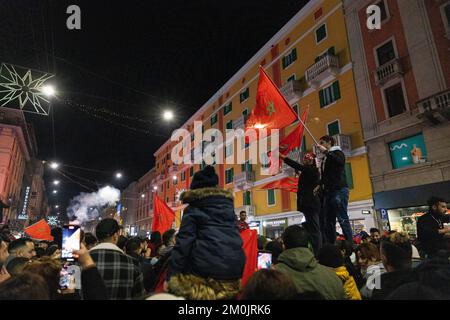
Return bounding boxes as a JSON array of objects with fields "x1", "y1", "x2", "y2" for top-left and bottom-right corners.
[
  {"x1": 0, "y1": 63, "x2": 54, "y2": 115},
  {"x1": 47, "y1": 216, "x2": 59, "y2": 226}
]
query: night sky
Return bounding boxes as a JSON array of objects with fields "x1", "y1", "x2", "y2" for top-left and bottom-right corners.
[{"x1": 0, "y1": 0, "x2": 309, "y2": 214}]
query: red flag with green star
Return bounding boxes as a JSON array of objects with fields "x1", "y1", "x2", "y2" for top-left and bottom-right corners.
[{"x1": 245, "y1": 66, "x2": 298, "y2": 134}]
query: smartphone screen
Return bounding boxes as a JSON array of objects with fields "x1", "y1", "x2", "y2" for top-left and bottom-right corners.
[
  {"x1": 59, "y1": 264, "x2": 76, "y2": 290},
  {"x1": 61, "y1": 225, "x2": 81, "y2": 261},
  {"x1": 257, "y1": 251, "x2": 273, "y2": 270}
]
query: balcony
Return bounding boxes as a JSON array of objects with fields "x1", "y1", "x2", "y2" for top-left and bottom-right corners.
[
  {"x1": 313, "y1": 134, "x2": 352, "y2": 157},
  {"x1": 374, "y1": 59, "x2": 403, "y2": 86},
  {"x1": 280, "y1": 80, "x2": 303, "y2": 103},
  {"x1": 417, "y1": 89, "x2": 450, "y2": 124},
  {"x1": 305, "y1": 53, "x2": 339, "y2": 89},
  {"x1": 168, "y1": 165, "x2": 179, "y2": 175},
  {"x1": 234, "y1": 171, "x2": 255, "y2": 190},
  {"x1": 235, "y1": 205, "x2": 256, "y2": 217}
]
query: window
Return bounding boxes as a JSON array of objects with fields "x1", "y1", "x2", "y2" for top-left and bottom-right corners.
[
  {"x1": 389, "y1": 134, "x2": 427, "y2": 169},
  {"x1": 315, "y1": 47, "x2": 335, "y2": 63},
  {"x1": 376, "y1": 41, "x2": 395, "y2": 66},
  {"x1": 282, "y1": 48, "x2": 297, "y2": 69},
  {"x1": 345, "y1": 163, "x2": 354, "y2": 189},
  {"x1": 181, "y1": 171, "x2": 186, "y2": 181},
  {"x1": 243, "y1": 191, "x2": 251, "y2": 206},
  {"x1": 225, "y1": 144, "x2": 233, "y2": 157},
  {"x1": 167, "y1": 181, "x2": 169, "y2": 189},
  {"x1": 319, "y1": 81, "x2": 341, "y2": 108},
  {"x1": 286, "y1": 74, "x2": 296, "y2": 83},
  {"x1": 225, "y1": 168, "x2": 234, "y2": 184},
  {"x1": 377, "y1": 0, "x2": 388, "y2": 22},
  {"x1": 189, "y1": 166, "x2": 194, "y2": 177},
  {"x1": 191, "y1": 133, "x2": 195, "y2": 141},
  {"x1": 240, "y1": 88, "x2": 249, "y2": 102},
  {"x1": 211, "y1": 114, "x2": 218, "y2": 126},
  {"x1": 226, "y1": 120, "x2": 233, "y2": 130},
  {"x1": 267, "y1": 189, "x2": 276, "y2": 206},
  {"x1": 241, "y1": 161, "x2": 252, "y2": 172},
  {"x1": 261, "y1": 152, "x2": 271, "y2": 168},
  {"x1": 224, "y1": 103, "x2": 232, "y2": 115},
  {"x1": 327, "y1": 120, "x2": 340, "y2": 136},
  {"x1": 315, "y1": 24, "x2": 327, "y2": 43},
  {"x1": 173, "y1": 177, "x2": 178, "y2": 185},
  {"x1": 384, "y1": 83, "x2": 406, "y2": 117}
]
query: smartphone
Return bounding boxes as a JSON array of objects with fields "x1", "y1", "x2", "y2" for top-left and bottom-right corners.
[
  {"x1": 61, "y1": 225, "x2": 81, "y2": 261},
  {"x1": 257, "y1": 251, "x2": 273, "y2": 270},
  {"x1": 59, "y1": 264, "x2": 76, "y2": 290}
]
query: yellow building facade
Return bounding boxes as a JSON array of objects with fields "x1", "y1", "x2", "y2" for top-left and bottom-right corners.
[{"x1": 153, "y1": 0, "x2": 376, "y2": 236}]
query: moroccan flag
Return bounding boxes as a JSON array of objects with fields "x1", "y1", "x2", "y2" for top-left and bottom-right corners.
[
  {"x1": 260, "y1": 177, "x2": 299, "y2": 193},
  {"x1": 240, "y1": 229, "x2": 258, "y2": 287},
  {"x1": 24, "y1": 219, "x2": 54, "y2": 241},
  {"x1": 152, "y1": 195, "x2": 176, "y2": 235},
  {"x1": 245, "y1": 66, "x2": 297, "y2": 134},
  {"x1": 279, "y1": 106, "x2": 309, "y2": 156}
]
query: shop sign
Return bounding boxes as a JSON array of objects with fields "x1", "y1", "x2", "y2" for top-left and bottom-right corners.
[{"x1": 264, "y1": 219, "x2": 286, "y2": 227}]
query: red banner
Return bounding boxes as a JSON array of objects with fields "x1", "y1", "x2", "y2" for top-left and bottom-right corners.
[
  {"x1": 24, "y1": 219, "x2": 54, "y2": 241},
  {"x1": 240, "y1": 229, "x2": 258, "y2": 287}
]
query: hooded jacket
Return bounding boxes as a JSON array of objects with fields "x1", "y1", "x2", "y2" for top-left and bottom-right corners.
[
  {"x1": 320, "y1": 146, "x2": 348, "y2": 191},
  {"x1": 168, "y1": 187, "x2": 246, "y2": 280},
  {"x1": 334, "y1": 266, "x2": 362, "y2": 300},
  {"x1": 275, "y1": 247, "x2": 347, "y2": 300}
]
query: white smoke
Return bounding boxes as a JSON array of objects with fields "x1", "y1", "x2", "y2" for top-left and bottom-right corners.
[{"x1": 67, "y1": 186, "x2": 121, "y2": 225}]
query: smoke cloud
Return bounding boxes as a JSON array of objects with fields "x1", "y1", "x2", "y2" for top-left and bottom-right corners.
[{"x1": 67, "y1": 186, "x2": 121, "y2": 225}]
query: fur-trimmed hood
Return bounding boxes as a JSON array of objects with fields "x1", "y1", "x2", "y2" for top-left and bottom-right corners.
[{"x1": 180, "y1": 187, "x2": 234, "y2": 204}]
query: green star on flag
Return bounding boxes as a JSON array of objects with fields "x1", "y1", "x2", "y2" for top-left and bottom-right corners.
[{"x1": 266, "y1": 101, "x2": 276, "y2": 116}]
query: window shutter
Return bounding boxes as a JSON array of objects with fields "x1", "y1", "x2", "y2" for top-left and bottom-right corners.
[
  {"x1": 319, "y1": 89, "x2": 325, "y2": 108},
  {"x1": 292, "y1": 48, "x2": 297, "y2": 61},
  {"x1": 282, "y1": 57, "x2": 286, "y2": 69},
  {"x1": 333, "y1": 81, "x2": 341, "y2": 100},
  {"x1": 345, "y1": 163, "x2": 354, "y2": 189}
]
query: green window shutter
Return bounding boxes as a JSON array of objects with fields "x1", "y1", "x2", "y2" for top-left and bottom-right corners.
[
  {"x1": 282, "y1": 57, "x2": 286, "y2": 69},
  {"x1": 224, "y1": 103, "x2": 232, "y2": 115},
  {"x1": 333, "y1": 81, "x2": 341, "y2": 101},
  {"x1": 243, "y1": 191, "x2": 251, "y2": 206},
  {"x1": 292, "y1": 48, "x2": 297, "y2": 62},
  {"x1": 226, "y1": 120, "x2": 233, "y2": 130},
  {"x1": 301, "y1": 136, "x2": 306, "y2": 152},
  {"x1": 327, "y1": 121, "x2": 340, "y2": 136},
  {"x1": 241, "y1": 164, "x2": 245, "y2": 172},
  {"x1": 345, "y1": 163, "x2": 354, "y2": 189},
  {"x1": 316, "y1": 24, "x2": 327, "y2": 43},
  {"x1": 268, "y1": 189, "x2": 275, "y2": 205},
  {"x1": 319, "y1": 89, "x2": 325, "y2": 108},
  {"x1": 211, "y1": 114, "x2": 217, "y2": 126}
]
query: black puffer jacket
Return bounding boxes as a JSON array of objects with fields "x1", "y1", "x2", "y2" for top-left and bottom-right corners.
[{"x1": 168, "y1": 187, "x2": 246, "y2": 280}]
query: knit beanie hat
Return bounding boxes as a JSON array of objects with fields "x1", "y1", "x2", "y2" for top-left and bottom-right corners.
[{"x1": 190, "y1": 165, "x2": 219, "y2": 190}]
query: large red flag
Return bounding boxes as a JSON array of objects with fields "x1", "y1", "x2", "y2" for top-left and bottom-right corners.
[
  {"x1": 24, "y1": 219, "x2": 54, "y2": 241},
  {"x1": 152, "y1": 195, "x2": 176, "y2": 235},
  {"x1": 245, "y1": 67, "x2": 297, "y2": 133},
  {"x1": 240, "y1": 229, "x2": 258, "y2": 287},
  {"x1": 260, "y1": 177, "x2": 299, "y2": 193}
]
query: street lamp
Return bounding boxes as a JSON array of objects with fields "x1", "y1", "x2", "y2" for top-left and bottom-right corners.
[
  {"x1": 55, "y1": 205, "x2": 59, "y2": 209},
  {"x1": 172, "y1": 175, "x2": 177, "y2": 180},
  {"x1": 153, "y1": 186, "x2": 158, "y2": 191},
  {"x1": 163, "y1": 110, "x2": 174, "y2": 121},
  {"x1": 41, "y1": 85, "x2": 56, "y2": 97},
  {"x1": 53, "y1": 180, "x2": 60, "y2": 186},
  {"x1": 115, "y1": 172, "x2": 123, "y2": 179},
  {"x1": 50, "y1": 162, "x2": 59, "y2": 170},
  {"x1": 141, "y1": 194, "x2": 145, "y2": 198},
  {"x1": 52, "y1": 190, "x2": 58, "y2": 194}
]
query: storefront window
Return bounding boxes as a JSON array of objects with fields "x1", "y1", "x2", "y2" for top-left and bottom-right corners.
[
  {"x1": 389, "y1": 134, "x2": 427, "y2": 169},
  {"x1": 387, "y1": 206, "x2": 428, "y2": 238}
]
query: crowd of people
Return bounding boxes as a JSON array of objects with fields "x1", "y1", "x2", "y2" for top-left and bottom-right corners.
[{"x1": 0, "y1": 157, "x2": 449, "y2": 300}]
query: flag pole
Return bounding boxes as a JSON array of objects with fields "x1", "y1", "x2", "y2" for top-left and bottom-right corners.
[{"x1": 296, "y1": 104, "x2": 320, "y2": 146}]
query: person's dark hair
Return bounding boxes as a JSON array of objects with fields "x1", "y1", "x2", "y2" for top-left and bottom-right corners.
[
  {"x1": 264, "y1": 241, "x2": 283, "y2": 264},
  {"x1": 356, "y1": 243, "x2": 380, "y2": 262},
  {"x1": 150, "y1": 231, "x2": 162, "y2": 245},
  {"x1": 240, "y1": 211, "x2": 246, "y2": 215},
  {"x1": 51, "y1": 227, "x2": 62, "y2": 249},
  {"x1": 428, "y1": 196, "x2": 447, "y2": 210},
  {"x1": 162, "y1": 229, "x2": 176, "y2": 246},
  {"x1": 318, "y1": 244, "x2": 344, "y2": 268},
  {"x1": 45, "y1": 244, "x2": 59, "y2": 257},
  {"x1": 35, "y1": 247, "x2": 46, "y2": 258},
  {"x1": 282, "y1": 225, "x2": 310, "y2": 250},
  {"x1": 125, "y1": 237, "x2": 141, "y2": 255},
  {"x1": 0, "y1": 272, "x2": 50, "y2": 300},
  {"x1": 23, "y1": 257, "x2": 61, "y2": 298},
  {"x1": 83, "y1": 232, "x2": 97, "y2": 247},
  {"x1": 116, "y1": 235, "x2": 128, "y2": 251},
  {"x1": 8, "y1": 238, "x2": 32, "y2": 254},
  {"x1": 319, "y1": 135, "x2": 335, "y2": 146},
  {"x1": 336, "y1": 240, "x2": 354, "y2": 258},
  {"x1": 240, "y1": 269, "x2": 297, "y2": 300},
  {"x1": 6, "y1": 257, "x2": 30, "y2": 277},
  {"x1": 257, "y1": 236, "x2": 267, "y2": 251},
  {"x1": 380, "y1": 232, "x2": 412, "y2": 270},
  {"x1": 370, "y1": 228, "x2": 380, "y2": 234},
  {"x1": 361, "y1": 232, "x2": 371, "y2": 241}
]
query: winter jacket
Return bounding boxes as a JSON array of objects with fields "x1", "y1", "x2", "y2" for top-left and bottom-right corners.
[
  {"x1": 275, "y1": 247, "x2": 347, "y2": 300},
  {"x1": 283, "y1": 157, "x2": 321, "y2": 211},
  {"x1": 417, "y1": 212, "x2": 450, "y2": 258},
  {"x1": 320, "y1": 146, "x2": 348, "y2": 191},
  {"x1": 169, "y1": 187, "x2": 246, "y2": 280},
  {"x1": 360, "y1": 262, "x2": 386, "y2": 299},
  {"x1": 371, "y1": 268, "x2": 414, "y2": 300},
  {"x1": 334, "y1": 266, "x2": 361, "y2": 300}
]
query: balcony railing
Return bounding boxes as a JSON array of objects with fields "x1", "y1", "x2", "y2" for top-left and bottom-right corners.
[
  {"x1": 233, "y1": 115, "x2": 245, "y2": 131},
  {"x1": 305, "y1": 53, "x2": 339, "y2": 88},
  {"x1": 374, "y1": 59, "x2": 403, "y2": 86},
  {"x1": 417, "y1": 89, "x2": 450, "y2": 124},
  {"x1": 235, "y1": 205, "x2": 256, "y2": 217},
  {"x1": 168, "y1": 165, "x2": 179, "y2": 175},
  {"x1": 234, "y1": 171, "x2": 255, "y2": 189},
  {"x1": 280, "y1": 80, "x2": 303, "y2": 102}
]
